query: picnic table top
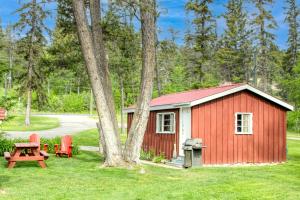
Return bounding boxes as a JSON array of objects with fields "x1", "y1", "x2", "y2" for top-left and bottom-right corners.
[{"x1": 14, "y1": 142, "x2": 39, "y2": 148}]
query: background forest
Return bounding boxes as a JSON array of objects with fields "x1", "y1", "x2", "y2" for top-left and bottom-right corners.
[{"x1": 0, "y1": 0, "x2": 300, "y2": 131}]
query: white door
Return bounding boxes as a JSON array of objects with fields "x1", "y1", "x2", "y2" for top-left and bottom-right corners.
[{"x1": 179, "y1": 107, "x2": 191, "y2": 156}]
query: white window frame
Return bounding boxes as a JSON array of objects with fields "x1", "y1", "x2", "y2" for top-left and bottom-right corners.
[
  {"x1": 156, "y1": 112, "x2": 176, "y2": 134},
  {"x1": 235, "y1": 112, "x2": 253, "y2": 135}
]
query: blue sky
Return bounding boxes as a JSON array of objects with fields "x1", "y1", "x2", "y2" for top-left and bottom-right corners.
[{"x1": 0, "y1": 0, "x2": 294, "y2": 49}]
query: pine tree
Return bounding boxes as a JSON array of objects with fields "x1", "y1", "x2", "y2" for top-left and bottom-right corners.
[
  {"x1": 283, "y1": 0, "x2": 300, "y2": 75},
  {"x1": 14, "y1": 0, "x2": 50, "y2": 125},
  {"x1": 217, "y1": 0, "x2": 252, "y2": 83},
  {"x1": 251, "y1": 0, "x2": 277, "y2": 92},
  {"x1": 185, "y1": 0, "x2": 216, "y2": 86}
]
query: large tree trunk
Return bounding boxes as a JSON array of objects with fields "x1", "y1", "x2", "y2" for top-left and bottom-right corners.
[
  {"x1": 25, "y1": 51, "x2": 33, "y2": 126},
  {"x1": 123, "y1": 0, "x2": 156, "y2": 163},
  {"x1": 89, "y1": 0, "x2": 121, "y2": 147},
  {"x1": 72, "y1": 0, "x2": 123, "y2": 166}
]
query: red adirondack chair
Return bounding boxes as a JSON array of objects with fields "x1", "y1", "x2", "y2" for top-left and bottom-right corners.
[
  {"x1": 54, "y1": 135, "x2": 73, "y2": 158},
  {"x1": 29, "y1": 134, "x2": 48, "y2": 152}
]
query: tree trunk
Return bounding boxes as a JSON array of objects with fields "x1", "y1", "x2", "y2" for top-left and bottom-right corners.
[
  {"x1": 123, "y1": 0, "x2": 156, "y2": 163},
  {"x1": 89, "y1": 88, "x2": 93, "y2": 116},
  {"x1": 72, "y1": 0, "x2": 124, "y2": 166},
  {"x1": 25, "y1": 87, "x2": 32, "y2": 126},
  {"x1": 97, "y1": 122, "x2": 106, "y2": 157},
  {"x1": 24, "y1": 0, "x2": 37, "y2": 126},
  {"x1": 120, "y1": 78, "x2": 124, "y2": 135},
  {"x1": 89, "y1": 0, "x2": 120, "y2": 146}
]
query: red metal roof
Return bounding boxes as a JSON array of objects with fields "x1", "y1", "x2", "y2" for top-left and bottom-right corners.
[{"x1": 150, "y1": 83, "x2": 244, "y2": 107}]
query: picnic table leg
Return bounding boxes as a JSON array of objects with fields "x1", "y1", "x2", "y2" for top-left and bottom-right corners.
[
  {"x1": 32, "y1": 148, "x2": 47, "y2": 168},
  {"x1": 37, "y1": 161, "x2": 46, "y2": 168},
  {"x1": 7, "y1": 149, "x2": 21, "y2": 169},
  {"x1": 8, "y1": 161, "x2": 16, "y2": 169}
]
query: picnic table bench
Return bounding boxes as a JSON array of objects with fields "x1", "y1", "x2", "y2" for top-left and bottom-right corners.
[{"x1": 4, "y1": 143, "x2": 49, "y2": 169}]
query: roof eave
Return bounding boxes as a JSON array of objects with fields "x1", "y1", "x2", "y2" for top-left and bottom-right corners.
[{"x1": 123, "y1": 103, "x2": 191, "y2": 113}]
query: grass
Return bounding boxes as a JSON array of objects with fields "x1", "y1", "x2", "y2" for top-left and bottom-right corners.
[
  {"x1": 73, "y1": 128, "x2": 127, "y2": 146},
  {"x1": 0, "y1": 140, "x2": 299, "y2": 199},
  {"x1": 1, "y1": 115, "x2": 60, "y2": 131}
]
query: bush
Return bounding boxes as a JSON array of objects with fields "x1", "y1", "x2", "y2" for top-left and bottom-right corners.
[
  {"x1": 140, "y1": 149, "x2": 155, "y2": 161},
  {"x1": 152, "y1": 153, "x2": 166, "y2": 163},
  {"x1": 0, "y1": 136, "x2": 79, "y2": 156},
  {"x1": 0, "y1": 92, "x2": 19, "y2": 111},
  {"x1": 287, "y1": 111, "x2": 300, "y2": 132},
  {"x1": 44, "y1": 92, "x2": 90, "y2": 113}
]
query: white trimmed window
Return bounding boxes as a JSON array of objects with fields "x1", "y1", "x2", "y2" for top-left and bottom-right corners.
[
  {"x1": 235, "y1": 113, "x2": 253, "y2": 134},
  {"x1": 156, "y1": 112, "x2": 175, "y2": 134}
]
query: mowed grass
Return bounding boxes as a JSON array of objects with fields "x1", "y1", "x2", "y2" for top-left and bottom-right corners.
[
  {"x1": 73, "y1": 128, "x2": 127, "y2": 146},
  {"x1": 1, "y1": 115, "x2": 60, "y2": 131},
  {"x1": 0, "y1": 140, "x2": 300, "y2": 200}
]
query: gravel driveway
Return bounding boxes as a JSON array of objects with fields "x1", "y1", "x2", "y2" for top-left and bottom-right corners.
[{"x1": 4, "y1": 114, "x2": 97, "y2": 139}]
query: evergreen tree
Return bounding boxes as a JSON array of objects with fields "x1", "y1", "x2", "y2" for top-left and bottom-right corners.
[
  {"x1": 283, "y1": 0, "x2": 300, "y2": 75},
  {"x1": 185, "y1": 0, "x2": 217, "y2": 86},
  {"x1": 46, "y1": 0, "x2": 88, "y2": 95},
  {"x1": 14, "y1": 0, "x2": 50, "y2": 125},
  {"x1": 251, "y1": 0, "x2": 277, "y2": 92},
  {"x1": 217, "y1": 0, "x2": 252, "y2": 83}
]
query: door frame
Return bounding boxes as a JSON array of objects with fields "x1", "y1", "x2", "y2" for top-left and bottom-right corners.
[{"x1": 179, "y1": 107, "x2": 192, "y2": 156}]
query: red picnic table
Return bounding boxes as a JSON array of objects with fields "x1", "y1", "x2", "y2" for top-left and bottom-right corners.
[{"x1": 4, "y1": 143, "x2": 49, "y2": 169}]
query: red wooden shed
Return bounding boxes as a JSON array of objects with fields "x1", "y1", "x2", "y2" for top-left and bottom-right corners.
[{"x1": 125, "y1": 84, "x2": 294, "y2": 165}]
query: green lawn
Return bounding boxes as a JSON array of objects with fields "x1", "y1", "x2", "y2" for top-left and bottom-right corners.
[
  {"x1": 1, "y1": 115, "x2": 60, "y2": 131},
  {"x1": 73, "y1": 128, "x2": 127, "y2": 146},
  {"x1": 0, "y1": 140, "x2": 300, "y2": 199}
]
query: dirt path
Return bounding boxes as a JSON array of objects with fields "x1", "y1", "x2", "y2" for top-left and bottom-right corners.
[
  {"x1": 4, "y1": 114, "x2": 97, "y2": 139},
  {"x1": 287, "y1": 137, "x2": 300, "y2": 141}
]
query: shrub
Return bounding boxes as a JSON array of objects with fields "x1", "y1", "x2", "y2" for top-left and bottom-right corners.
[
  {"x1": 152, "y1": 153, "x2": 166, "y2": 163},
  {"x1": 140, "y1": 149, "x2": 155, "y2": 161},
  {"x1": 287, "y1": 111, "x2": 300, "y2": 132},
  {"x1": 43, "y1": 92, "x2": 90, "y2": 113},
  {"x1": 0, "y1": 136, "x2": 79, "y2": 156}
]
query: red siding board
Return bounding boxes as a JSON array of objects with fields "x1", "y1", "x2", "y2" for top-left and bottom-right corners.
[
  {"x1": 222, "y1": 97, "x2": 229, "y2": 164},
  {"x1": 253, "y1": 96, "x2": 259, "y2": 163},
  {"x1": 283, "y1": 110, "x2": 287, "y2": 161},
  {"x1": 241, "y1": 92, "x2": 247, "y2": 163},
  {"x1": 216, "y1": 100, "x2": 223, "y2": 164},
  {"x1": 228, "y1": 95, "x2": 234, "y2": 163}
]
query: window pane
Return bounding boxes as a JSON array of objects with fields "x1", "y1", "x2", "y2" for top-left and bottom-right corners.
[
  {"x1": 237, "y1": 127, "x2": 242, "y2": 132},
  {"x1": 243, "y1": 120, "x2": 248, "y2": 127},
  {"x1": 237, "y1": 114, "x2": 242, "y2": 120},
  {"x1": 237, "y1": 120, "x2": 242, "y2": 126},
  {"x1": 243, "y1": 114, "x2": 249, "y2": 121},
  {"x1": 243, "y1": 127, "x2": 249, "y2": 133},
  {"x1": 170, "y1": 114, "x2": 174, "y2": 132},
  {"x1": 158, "y1": 114, "x2": 162, "y2": 132},
  {"x1": 164, "y1": 125, "x2": 171, "y2": 132}
]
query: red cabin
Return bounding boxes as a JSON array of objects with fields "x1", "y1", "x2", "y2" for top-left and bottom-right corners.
[{"x1": 125, "y1": 84, "x2": 294, "y2": 165}]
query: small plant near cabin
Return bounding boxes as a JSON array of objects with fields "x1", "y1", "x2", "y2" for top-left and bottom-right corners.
[
  {"x1": 152, "y1": 153, "x2": 166, "y2": 163},
  {"x1": 140, "y1": 149, "x2": 155, "y2": 161}
]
